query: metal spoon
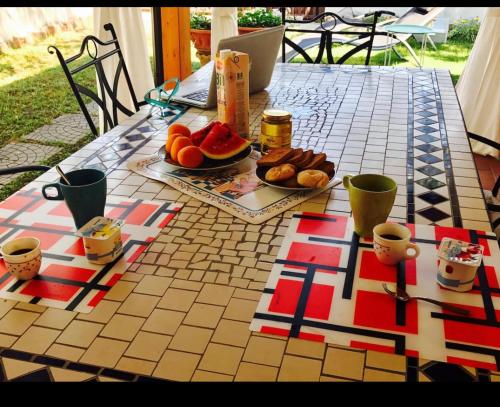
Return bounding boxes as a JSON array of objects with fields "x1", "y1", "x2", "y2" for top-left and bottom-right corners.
[
  {"x1": 56, "y1": 165, "x2": 71, "y2": 185},
  {"x1": 382, "y1": 283, "x2": 470, "y2": 316}
]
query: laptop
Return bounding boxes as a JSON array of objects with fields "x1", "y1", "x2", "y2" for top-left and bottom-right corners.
[{"x1": 172, "y1": 25, "x2": 285, "y2": 109}]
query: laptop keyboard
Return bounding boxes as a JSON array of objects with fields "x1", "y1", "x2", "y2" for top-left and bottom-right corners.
[{"x1": 183, "y1": 89, "x2": 209, "y2": 102}]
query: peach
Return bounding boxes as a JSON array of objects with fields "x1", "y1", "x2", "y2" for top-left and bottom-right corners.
[
  {"x1": 170, "y1": 136, "x2": 193, "y2": 162},
  {"x1": 177, "y1": 146, "x2": 204, "y2": 168},
  {"x1": 166, "y1": 132, "x2": 184, "y2": 154},
  {"x1": 168, "y1": 123, "x2": 191, "y2": 138}
]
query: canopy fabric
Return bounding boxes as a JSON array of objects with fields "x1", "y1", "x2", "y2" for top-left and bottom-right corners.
[
  {"x1": 456, "y1": 7, "x2": 500, "y2": 158},
  {"x1": 210, "y1": 7, "x2": 238, "y2": 60},
  {"x1": 93, "y1": 7, "x2": 154, "y2": 134}
]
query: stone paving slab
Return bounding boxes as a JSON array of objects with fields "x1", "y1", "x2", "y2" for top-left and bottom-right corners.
[
  {"x1": 22, "y1": 102, "x2": 98, "y2": 145},
  {"x1": 0, "y1": 143, "x2": 61, "y2": 186}
]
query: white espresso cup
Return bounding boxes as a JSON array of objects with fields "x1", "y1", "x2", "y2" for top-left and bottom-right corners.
[
  {"x1": 373, "y1": 223, "x2": 420, "y2": 265},
  {"x1": 0, "y1": 237, "x2": 42, "y2": 280}
]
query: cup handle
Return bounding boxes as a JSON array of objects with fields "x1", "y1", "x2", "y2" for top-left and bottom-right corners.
[
  {"x1": 42, "y1": 183, "x2": 64, "y2": 201},
  {"x1": 342, "y1": 175, "x2": 353, "y2": 190},
  {"x1": 404, "y1": 242, "x2": 420, "y2": 260}
]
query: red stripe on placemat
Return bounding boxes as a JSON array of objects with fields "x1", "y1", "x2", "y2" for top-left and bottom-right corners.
[
  {"x1": 268, "y1": 279, "x2": 302, "y2": 315},
  {"x1": 41, "y1": 264, "x2": 95, "y2": 282},
  {"x1": 350, "y1": 340, "x2": 394, "y2": 354},
  {"x1": 64, "y1": 238, "x2": 86, "y2": 256},
  {"x1": 359, "y1": 251, "x2": 398, "y2": 283},
  {"x1": 87, "y1": 290, "x2": 107, "y2": 307},
  {"x1": 106, "y1": 206, "x2": 127, "y2": 219},
  {"x1": 260, "y1": 325, "x2": 290, "y2": 337},
  {"x1": 434, "y1": 225, "x2": 471, "y2": 246},
  {"x1": 21, "y1": 280, "x2": 80, "y2": 302},
  {"x1": 159, "y1": 213, "x2": 176, "y2": 229},
  {"x1": 296, "y1": 213, "x2": 348, "y2": 238},
  {"x1": 286, "y1": 242, "x2": 341, "y2": 273},
  {"x1": 304, "y1": 284, "x2": 334, "y2": 320},
  {"x1": 298, "y1": 331, "x2": 325, "y2": 342},
  {"x1": 447, "y1": 356, "x2": 497, "y2": 371},
  {"x1": 123, "y1": 203, "x2": 158, "y2": 225},
  {"x1": 48, "y1": 202, "x2": 72, "y2": 217},
  {"x1": 127, "y1": 238, "x2": 154, "y2": 264}
]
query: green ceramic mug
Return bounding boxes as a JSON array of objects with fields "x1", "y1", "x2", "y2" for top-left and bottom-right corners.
[
  {"x1": 42, "y1": 168, "x2": 107, "y2": 230},
  {"x1": 343, "y1": 174, "x2": 397, "y2": 238}
]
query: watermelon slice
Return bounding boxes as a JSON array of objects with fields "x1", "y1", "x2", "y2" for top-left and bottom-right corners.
[
  {"x1": 199, "y1": 122, "x2": 251, "y2": 160},
  {"x1": 190, "y1": 121, "x2": 218, "y2": 146}
]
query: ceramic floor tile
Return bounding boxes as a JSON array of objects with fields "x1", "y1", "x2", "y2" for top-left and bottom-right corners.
[
  {"x1": 223, "y1": 298, "x2": 258, "y2": 323},
  {"x1": 198, "y1": 343, "x2": 244, "y2": 376},
  {"x1": 124, "y1": 331, "x2": 171, "y2": 362},
  {"x1": 12, "y1": 326, "x2": 60, "y2": 354},
  {"x1": 363, "y1": 368, "x2": 406, "y2": 381},
  {"x1": 80, "y1": 337, "x2": 129, "y2": 368},
  {"x1": 142, "y1": 309, "x2": 185, "y2": 335},
  {"x1": 104, "y1": 281, "x2": 137, "y2": 302},
  {"x1": 365, "y1": 350, "x2": 407, "y2": 372},
  {"x1": 0, "y1": 333, "x2": 17, "y2": 347},
  {"x1": 56, "y1": 320, "x2": 103, "y2": 348},
  {"x1": 277, "y1": 354, "x2": 323, "y2": 381},
  {"x1": 286, "y1": 337, "x2": 326, "y2": 359},
  {"x1": 153, "y1": 350, "x2": 200, "y2": 381},
  {"x1": 0, "y1": 299, "x2": 15, "y2": 319},
  {"x1": 34, "y1": 308, "x2": 76, "y2": 330},
  {"x1": 243, "y1": 336, "x2": 286, "y2": 367},
  {"x1": 50, "y1": 367, "x2": 95, "y2": 382},
  {"x1": 195, "y1": 284, "x2": 235, "y2": 306},
  {"x1": 117, "y1": 293, "x2": 160, "y2": 318},
  {"x1": 211, "y1": 319, "x2": 251, "y2": 348},
  {"x1": 323, "y1": 348, "x2": 366, "y2": 380},
  {"x1": 0, "y1": 309, "x2": 42, "y2": 336},
  {"x1": 168, "y1": 325, "x2": 213, "y2": 354},
  {"x1": 133, "y1": 275, "x2": 172, "y2": 296},
  {"x1": 115, "y1": 357, "x2": 156, "y2": 376},
  {"x1": 234, "y1": 362, "x2": 278, "y2": 382},
  {"x1": 45, "y1": 343, "x2": 86, "y2": 362},
  {"x1": 77, "y1": 300, "x2": 121, "y2": 324},
  {"x1": 100, "y1": 314, "x2": 145, "y2": 341},
  {"x1": 191, "y1": 370, "x2": 233, "y2": 382},
  {"x1": 2, "y1": 358, "x2": 46, "y2": 380},
  {"x1": 157, "y1": 288, "x2": 198, "y2": 312},
  {"x1": 183, "y1": 303, "x2": 224, "y2": 329}
]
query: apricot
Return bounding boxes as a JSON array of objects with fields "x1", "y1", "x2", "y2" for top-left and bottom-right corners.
[
  {"x1": 168, "y1": 123, "x2": 191, "y2": 139},
  {"x1": 177, "y1": 146, "x2": 204, "y2": 168},
  {"x1": 170, "y1": 136, "x2": 193, "y2": 162},
  {"x1": 166, "y1": 132, "x2": 184, "y2": 153}
]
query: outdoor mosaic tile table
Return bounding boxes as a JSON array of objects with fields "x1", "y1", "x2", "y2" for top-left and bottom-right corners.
[{"x1": 0, "y1": 63, "x2": 497, "y2": 382}]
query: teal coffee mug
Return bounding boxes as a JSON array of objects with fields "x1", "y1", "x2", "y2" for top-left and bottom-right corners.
[
  {"x1": 343, "y1": 174, "x2": 397, "y2": 238},
  {"x1": 42, "y1": 168, "x2": 107, "y2": 229}
]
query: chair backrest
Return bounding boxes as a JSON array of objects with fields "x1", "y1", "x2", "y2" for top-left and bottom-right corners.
[
  {"x1": 48, "y1": 23, "x2": 142, "y2": 137},
  {"x1": 279, "y1": 7, "x2": 389, "y2": 65},
  {"x1": 395, "y1": 7, "x2": 445, "y2": 26}
]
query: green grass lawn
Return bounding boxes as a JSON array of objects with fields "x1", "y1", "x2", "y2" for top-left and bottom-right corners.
[{"x1": 287, "y1": 38, "x2": 473, "y2": 85}]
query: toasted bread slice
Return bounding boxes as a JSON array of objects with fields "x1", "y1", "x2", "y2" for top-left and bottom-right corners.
[
  {"x1": 303, "y1": 153, "x2": 327, "y2": 170},
  {"x1": 294, "y1": 150, "x2": 314, "y2": 168},
  {"x1": 317, "y1": 161, "x2": 335, "y2": 178},
  {"x1": 286, "y1": 148, "x2": 304, "y2": 165},
  {"x1": 256, "y1": 148, "x2": 295, "y2": 167}
]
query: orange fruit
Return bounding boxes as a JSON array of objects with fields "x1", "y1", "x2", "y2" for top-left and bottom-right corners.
[
  {"x1": 168, "y1": 123, "x2": 191, "y2": 139},
  {"x1": 170, "y1": 136, "x2": 193, "y2": 162},
  {"x1": 177, "y1": 146, "x2": 204, "y2": 168},
  {"x1": 166, "y1": 132, "x2": 184, "y2": 153}
]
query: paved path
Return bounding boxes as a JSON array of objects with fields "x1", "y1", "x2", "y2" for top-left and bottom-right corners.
[{"x1": 0, "y1": 102, "x2": 98, "y2": 187}]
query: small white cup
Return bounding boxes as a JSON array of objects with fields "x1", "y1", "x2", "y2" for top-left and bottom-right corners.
[
  {"x1": 373, "y1": 223, "x2": 420, "y2": 265},
  {"x1": 0, "y1": 237, "x2": 42, "y2": 280}
]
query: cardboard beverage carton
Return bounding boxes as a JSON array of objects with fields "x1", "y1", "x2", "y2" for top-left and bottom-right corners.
[{"x1": 215, "y1": 49, "x2": 249, "y2": 138}]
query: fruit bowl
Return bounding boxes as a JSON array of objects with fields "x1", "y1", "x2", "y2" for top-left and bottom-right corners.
[
  {"x1": 255, "y1": 166, "x2": 337, "y2": 191},
  {"x1": 158, "y1": 145, "x2": 252, "y2": 171}
]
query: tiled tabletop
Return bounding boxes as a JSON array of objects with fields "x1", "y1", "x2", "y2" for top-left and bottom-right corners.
[{"x1": 0, "y1": 63, "x2": 497, "y2": 382}]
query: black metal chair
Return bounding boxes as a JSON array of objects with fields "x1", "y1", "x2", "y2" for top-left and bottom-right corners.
[
  {"x1": 48, "y1": 23, "x2": 146, "y2": 137},
  {"x1": 279, "y1": 7, "x2": 396, "y2": 65},
  {"x1": 467, "y1": 132, "x2": 500, "y2": 236}
]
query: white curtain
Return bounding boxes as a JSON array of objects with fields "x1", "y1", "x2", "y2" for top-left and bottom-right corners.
[
  {"x1": 93, "y1": 7, "x2": 154, "y2": 134},
  {"x1": 456, "y1": 7, "x2": 500, "y2": 158},
  {"x1": 210, "y1": 7, "x2": 238, "y2": 60}
]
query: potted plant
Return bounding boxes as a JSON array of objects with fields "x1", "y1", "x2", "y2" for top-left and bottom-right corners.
[
  {"x1": 190, "y1": 13, "x2": 212, "y2": 66},
  {"x1": 238, "y1": 8, "x2": 282, "y2": 35}
]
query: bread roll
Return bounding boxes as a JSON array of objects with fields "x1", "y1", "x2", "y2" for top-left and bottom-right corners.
[
  {"x1": 297, "y1": 170, "x2": 330, "y2": 188},
  {"x1": 265, "y1": 164, "x2": 296, "y2": 182}
]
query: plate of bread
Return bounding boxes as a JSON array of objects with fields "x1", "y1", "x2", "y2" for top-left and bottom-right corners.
[{"x1": 256, "y1": 147, "x2": 336, "y2": 191}]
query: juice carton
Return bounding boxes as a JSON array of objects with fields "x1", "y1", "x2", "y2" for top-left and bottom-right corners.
[{"x1": 215, "y1": 49, "x2": 250, "y2": 138}]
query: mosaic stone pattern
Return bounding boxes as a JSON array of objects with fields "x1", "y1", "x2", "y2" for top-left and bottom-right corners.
[
  {"x1": 0, "y1": 64, "x2": 494, "y2": 382},
  {"x1": 0, "y1": 143, "x2": 62, "y2": 186}
]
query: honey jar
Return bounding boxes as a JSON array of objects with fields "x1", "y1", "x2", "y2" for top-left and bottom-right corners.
[{"x1": 260, "y1": 109, "x2": 292, "y2": 154}]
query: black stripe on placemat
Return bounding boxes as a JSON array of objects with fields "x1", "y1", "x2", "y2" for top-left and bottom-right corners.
[
  {"x1": 292, "y1": 214, "x2": 338, "y2": 222},
  {"x1": 263, "y1": 288, "x2": 275, "y2": 294},
  {"x1": 430, "y1": 312, "x2": 500, "y2": 327},
  {"x1": 143, "y1": 202, "x2": 178, "y2": 227},
  {"x1": 432, "y1": 70, "x2": 462, "y2": 227},
  {"x1": 396, "y1": 261, "x2": 406, "y2": 326},
  {"x1": 342, "y1": 232, "x2": 359, "y2": 300},
  {"x1": 445, "y1": 341, "x2": 500, "y2": 372},
  {"x1": 407, "y1": 71, "x2": 415, "y2": 224},
  {"x1": 289, "y1": 265, "x2": 316, "y2": 337},
  {"x1": 275, "y1": 258, "x2": 346, "y2": 273}
]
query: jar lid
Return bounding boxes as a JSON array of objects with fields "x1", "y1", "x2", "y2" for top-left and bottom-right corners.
[
  {"x1": 438, "y1": 237, "x2": 483, "y2": 266},
  {"x1": 262, "y1": 109, "x2": 292, "y2": 122}
]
